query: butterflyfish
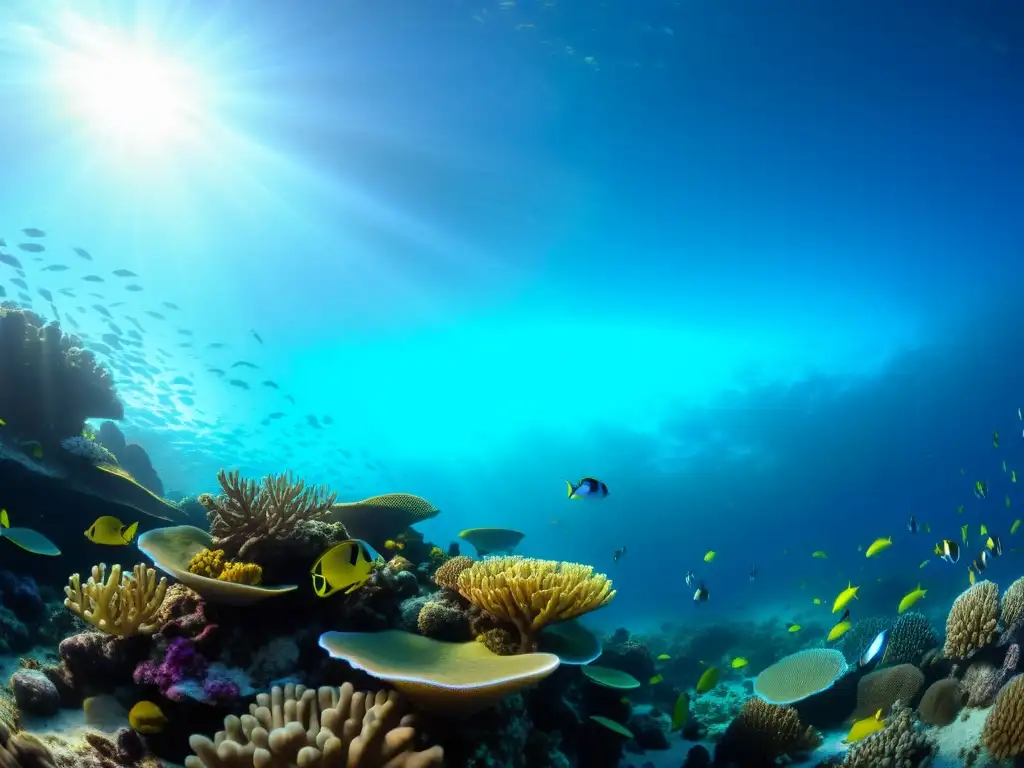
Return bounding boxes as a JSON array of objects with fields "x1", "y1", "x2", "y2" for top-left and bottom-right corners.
[
  {"x1": 128, "y1": 700, "x2": 167, "y2": 734},
  {"x1": 0, "y1": 509, "x2": 61, "y2": 556},
  {"x1": 936, "y1": 539, "x2": 960, "y2": 564},
  {"x1": 84, "y1": 516, "x2": 138, "y2": 545},
  {"x1": 310, "y1": 539, "x2": 378, "y2": 597},
  {"x1": 565, "y1": 477, "x2": 609, "y2": 499}
]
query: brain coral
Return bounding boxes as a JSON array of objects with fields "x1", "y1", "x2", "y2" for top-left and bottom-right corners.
[
  {"x1": 944, "y1": 580, "x2": 999, "y2": 660},
  {"x1": 885, "y1": 611, "x2": 938, "y2": 666},
  {"x1": 1001, "y1": 576, "x2": 1024, "y2": 630},
  {"x1": 853, "y1": 663, "x2": 925, "y2": 719},
  {"x1": 917, "y1": 678, "x2": 966, "y2": 726},
  {"x1": 433, "y1": 556, "x2": 474, "y2": 590},
  {"x1": 713, "y1": 698, "x2": 821, "y2": 766},
  {"x1": 754, "y1": 648, "x2": 847, "y2": 705},
  {"x1": 983, "y1": 673, "x2": 1024, "y2": 760},
  {"x1": 842, "y1": 703, "x2": 934, "y2": 767}
]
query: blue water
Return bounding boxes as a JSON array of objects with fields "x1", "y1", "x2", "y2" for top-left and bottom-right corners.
[{"x1": 1, "y1": 0, "x2": 1022, "y2": 633}]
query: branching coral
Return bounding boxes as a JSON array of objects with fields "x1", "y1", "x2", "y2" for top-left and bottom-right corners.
[
  {"x1": 456, "y1": 556, "x2": 615, "y2": 652},
  {"x1": 713, "y1": 698, "x2": 821, "y2": 767},
  {"x1": 983, "y1": 673, "x2": 1024, "y2": 761},
  {"x1": 63, "y1": 563, "x2": 168, "y2": 637},
  {"x1": 944, "y1": 580, "x2": 999, "y2": 660},
  {"x1": 187, "y1": 549, "x2": 263, "y2": 586},
  {"x1": 185, "y1": 682, "x2": 443, "y2": 767},
  {"x1": 199, "y1": 470, "x2": 337, "y2": 560}
]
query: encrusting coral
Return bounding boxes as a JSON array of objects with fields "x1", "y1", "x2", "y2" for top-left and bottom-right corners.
[
  {"x1": 455, "y1": 556, "x2": 615, "y2": 652},
  {"x1": 713, "y1": 698, "x2": 820, "y2": 767},
  {"x1": 943, "y1": 580, "x2": 999, "y2": 660},
  {"x1": 63, "y1": 563, "x2": 168, "y2": 637},
  {"x1": 199, "y1": 469, "x2": 338, "y2": 560},
  {"x1": 187, "y1": 549, "x2": 263, "y2": 586},
  {"x1": 185, "y1": 682, "x2": 443, "y2": 767},
  {"x1": 983, "y1": 672, "x2": 1024, "y2": 760}
]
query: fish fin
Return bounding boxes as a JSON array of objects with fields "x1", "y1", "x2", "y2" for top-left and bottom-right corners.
[
  {"x1": 0, "y1": 509, "x2": 8, "y2": 528},
  {"x1": 122, "y1": 521, "x2": 139, "y2": 542},
  {"x1": 565, "y1": 479, "x2": 576, "y2": 498}
]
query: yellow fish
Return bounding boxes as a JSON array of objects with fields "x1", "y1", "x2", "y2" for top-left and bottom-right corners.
[
  {"x1": 812, "y1": 550, "x2": 828, "y2": 559},
  {"x1": 786, "y1": 623, "x2": 801, "y2": 633},
  {"x1": 924, "y1": 522, "x2": 932, "y2": 533},
  {"x1": 703, "y1": 550, "x2": 716, "y2": 562},
  {"x1": 833, "y1": 581, "x2": 859, "y2": 613},
  {"x1": 1012, "y1": 519, "x2": 1021, "y2": 535},
  {"x1": 845, "y1": 709, "x2": 885, "y2": 743},
  {"x1": 898, "y1": 584, "x2": 926, "y2": 613},
  {"x1": 730, "y1": 657, "x2": 748, "y2": 669},
  {"x1": 649, "y1": 674, "x2": 663, "y2": 685},
  {"x1": 383, "y1": 539, "x2": 405, "y2": 551},
  {"x1": 695, "y1": 666, "x2": 719, "y2": 693},
  {"x1": 968, "y1": 568, "x2": 975, "y2": 586},
  {"x1": 671, "y1": 692, "x2": 689, "y2": 730},
  {"x1": 827, "y1": 621, "x2": 851, "y2": 642},
  {"x1": 656, "y1": 654, "x2": 671, "y2": 661},
  {"x1": 919, "y1": 559, "x2": 929, "y2": 568},
  {"x1": 813, "y1": 597, "x2": 822, "y2": 605},
  {"x1": 957, "y1": 504, "x2": 964, "y2": 514},
  {"x1": 84, "y1": 516, "x2": 138, "y2": 546},
  {"x1": 980, "y1": 524, "x2": 988, "y2": 536},
  {"x1": 128, "y1": 700, "x2": 167, "y2": 734},
  {"x1": 0, "y1": 417, "x2": 5, "y2": 427},
  {"x1": 1013, "y1": 470, "x2": 1018, "y2": 483},
  {"x1": 994, "y1": 431, "x2": 1000, "y2": 447},
  {"x1": 961, "y1": 524, "x2": 969, "y2": 544},
  {"x1": 310, "y1": 539, "x2": 377, "y2": 597},
  {"x1": 865, "y1": 537, "x2": 892, "y2": 558}
]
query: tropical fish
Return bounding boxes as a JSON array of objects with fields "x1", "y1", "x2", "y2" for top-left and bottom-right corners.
[
  {"x1": 310, "y1": 539, "x2": 377, "y2": 597},
  {"x1": 649, "y1": 674, "x2": 663, "y2": 685},
  {"x1": 0, "y1": 418, "x2": 5, "y2": 427},
  {"x1": 0, "y1": 509, "x2": 61, "y2": 556},
  {"x1": 693, "y1": 580, "x2": 709, "y2": 602},
  {"x1": 833, "y1": 582, "x2": 859, "y2": 613},
  {"x1": 919, "y1": 560, "x2": 929, "y2": 568},
  {"x1": 994, "y1": 431, "x2": 1000, "y2": 448},
  {"x1": 865, "y1": 537, "x2": 892, "y2": 558},
  {"x1": 383, "y1": 539, "x2": 405, "y2": 551},
  {"x1": 980, "y1": 524, "x2": 988, "y2": 536},
  {"x1": 730, "y1": 657, "x2": 748, "y2": 669},
  {"x1": 812, "y1": 550, "x2": 828, "y2": 559},
  {"x1": 1013, "y1": 471, "x2": 1018, "y2": 484},
  {"x1": 657, "y1": 654, "x2": 671, "y2": 661},
  {"x1": 695, "y1": 667, "x2": 719, "y2": 694},
  {"x1": 987, "y1": 535, "x2": 1003, "y2": 556},
  {"x1": 898, "y1": 584, "x2": 926, "y2": 614},
  {"x1": 1007, "y1": 495, "x2": 1012, "y2": 509},
  {"x1": 84, "y1": 516, "x2": 139, "y2": 545},
  {"x1": 613, "y1": 546, "x2": 627, "y2": 562},
  {"x1": 975, "y1": 480, "x2": 988, "y2": 500},
  {"x1": 860, "y1": 630, "x2": 889, "y2": 667},
  {"x1": 670, "y1": 692, "x2": 689, "y2": 730},
  {"x1": 813, "y1": 597, "x2": 822, "y2": 605},
  {"x1": 907, "y1": 515, "x2": 917, "y2": 533},
  {"x1": 21, "y1": 227, "x2": 46, "y2": 237},
  {"x1": 957, "y1": 504, "x2": 964, "y2": 514},
  {"x1": 1012, "y1": 519, "x2": 1021, "y2": 535},
  {"x1": 845, "y1": 709, "x2": 885, "y2": 743},
  {"x1": 969, "y1": 568, "x2": 975, "y2": 586},
  {"x1": 749, "y1": 565, "x2": 757, "y2": 582},
  {"x1": 961, "y1": 524, "x2": 969, "y2": 545},
  {"x1": 972, "y1": 550, "x2": 989, "y2": 574},
  {"x1": 112, "y1": 269, "x2": 138, "y2": 277},
  {"x1": 20, "y1": 440, "x2": 43, "y2": 459},
  {"x1": 936, "y1": 539, "x2": 960, "y2": 564},
  {"x1": 703, "y1": 550, "x2": 716, "y2": 563},
  {"x1": 786, "y1": 623, "x2": 801, "y2": 633},
  {"x1": 565, "y1": 477, "x2": 609, "y2": 499},
  {"x1": 828, "y1": 620, "x2": 851, "y2": 642},
  {"x1": 128, "y1": 700, "x2": 167, "y2": 734}
]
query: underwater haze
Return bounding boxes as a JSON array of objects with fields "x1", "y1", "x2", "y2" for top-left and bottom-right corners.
[{"x1": 1, "y1": 0, "x2": 1023, "y2": 633}]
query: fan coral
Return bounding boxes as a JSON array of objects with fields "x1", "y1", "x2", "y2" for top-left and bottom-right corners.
[
  {"x1": 185, "y1": 682, "x2": 443, "y2": 767},
  {"x1": 983, "y1": 673, "x2": 1024, "y2": 760},
  {"x1": 199, "y1": 469, "x2": 337, "y2": 560},
  {"x1": 456, "y1": 556, "x2": 615, "y2": 652},
  {"x1": 433, "y1": 555, "x2": 474, "y2": 590},
  {"x1": 944, "y1": 580, "x2": 999, "y2": 660},
  {"x1": 713, "y1": 698, "x2": 821, "y2": 767},
  {"x1": 1002, "y1": 576, "x2": 1024, "y2": 630},
  {"x1": 753, "y1": 648, "x2": 847, "y2": 705},
  {"x1": 885, "y1": 611, "x2": 938, "y2": 666},
  {"x1": 63, "y1": 563, "x2": 168, "y2": 637},
  {"x1": 852, "y1": 663, "x2": 925, "y2": 719},
  {"x1": 0, "y1": 303, "x2": 122, "y2": 440},
  {"x1": 842, "y1": 702, "x2": 934, "y2": 767},
  {"x1": 917, "y1": 678, "x2": 966, "y2": 726}
]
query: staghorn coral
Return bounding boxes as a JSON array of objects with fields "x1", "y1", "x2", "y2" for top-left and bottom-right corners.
[
  {"x1": 944, "y1": 580, "x2": 999, "y2": 660},
  {"x1": 185, "y1": 682, "x2": 443, "y2": 767},
  {"x1": 456, "y1": 556, "x2": 615, "y2": 652},
  {"x1": 713, "y1": 698, "x2": 821, "y2": 767},
  {"x1": 852, "y1": 664, "x2": 925, "y2": 719},
  {"x1": 842, "y1": 702, "x2": 934, "y2": 767},
  {"x1": 0, "y1": 302, "x2": 122, "y2": 440},
  {"x1": 917, "y1": 678, "x2": 966, "y2": 726},
  {"x1": 982, "y1": 673, "x2": 1024, "y2": 761},
  {"x1": 885, "y1": 612, "x2": 938, "y2": 666},
  {"x1": 63, "y1": 564, "x2": 168, "y2": 637},
  {"x1": 1001, "y1": 576, "x2": 1024, "y2": 630},
  {"x1": 199, "y1": 469, "x2": 337, "y2": 560},
  {"x1": 433, "y1": 555, "x2": 474, "y2": 590}
]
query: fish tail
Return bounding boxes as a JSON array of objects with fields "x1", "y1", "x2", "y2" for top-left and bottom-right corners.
[{"x1": 564, "y1": 479, "x2": 577, "y2": 498}]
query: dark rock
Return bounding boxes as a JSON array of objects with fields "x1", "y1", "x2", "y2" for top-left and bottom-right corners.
[{"x1": 10, "y1": 669, "x2": 59, "y2": 716}]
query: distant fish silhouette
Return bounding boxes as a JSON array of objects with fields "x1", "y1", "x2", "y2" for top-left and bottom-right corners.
[{"x1": 251, "y1": 329, "x2": 263, "y2": 344}]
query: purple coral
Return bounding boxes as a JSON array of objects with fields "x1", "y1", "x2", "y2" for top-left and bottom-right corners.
[
  {"x1": 133, "y1": 637, "x2": 206, "y2": 693},
  {"x1": 202, "y1": 678, "x2": 240, "y2": 705}
]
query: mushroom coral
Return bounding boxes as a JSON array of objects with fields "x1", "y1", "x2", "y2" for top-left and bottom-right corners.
[{"x1": 455, "y1": 556, "x2": 615, "y2": 652}]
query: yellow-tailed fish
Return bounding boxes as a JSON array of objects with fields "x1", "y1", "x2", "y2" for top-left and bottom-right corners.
[
  {"x1": 845, "y1": 709, "x2": 885, "y2": 743},
  {"x1": 84, "y1": 516, "x2": 138, "y2": 546},
  {"x1": 695, "y1": 666, "x2": 719, "y2": 693},
  {"x1": 310, "y1": 539, "x2": 377, "y2": 597},
  {"x1": 898, "y1": 584, "x2": 926, "y2": 613},
  {"x1": 968, "y1": 568, "x2": 975, "y2": 585},
  {"x1": 656, "y1": 654, "x2": 671, "y2": 661},
  {"x1": 980, "y1": 524, "x2": 988, "y2": 536},
  {"x1": 671, "y1": 692, "x2": 689, "y2": 730},
  {"x1": 704, "y1": 550, "x2": 716, "y2": 562},
  {"x1": 961, "y1": 524, "x2": 969, "y2": 544},
  {"x1": 1012, "y1": 519, "x2": 1022, "y2": 535},
  {"x1": 827, "y1": 621, "x2": 851, "y2": 642},
  {"x1": 128, "y1": 701, "x2": 167, "y2": 734},
  {"x1": 812, "y1": 550, "x2": 828, "y2": 559},
  {"x1": 786, "y1": 623, "x2": 801, "y2": 633},
  {"x1": 865, "y1": 536, "x2": 892, "y2": 558},
  {"x1": 813, "y1": 597, "x2": 822, "y2": 605},
  {"x1": 0, "y1": 417, "x2": 5, "y2": 427},
  {"x1": 649, "y1": 674, "x2": 663, "y2": 685},
  {"x1": 833, "y1": 581, "x2": 859, "y2": 613},
  {"x1": 0, "y1": 509, "x2": 61, "y2": 556},
  {"x1": 730, "y1": 657, "x2": 748, "y2": 669}
]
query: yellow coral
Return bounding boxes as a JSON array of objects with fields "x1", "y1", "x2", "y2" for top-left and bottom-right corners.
[
  {"x1": 434, "y1": 555, "x2": 474, "y2": 589},
  {"x1": 387, "y1": 555, "x2": 415, "y2": 574},
  {"x1": 187, "y1": 547, "x2": 261, "y2": 585},
  {"x1": 187, "y1": 548, "x2": 226, "y2": 578},
  {"x1": 63, "y1": 563, "x2": 168, "y2": 637},
  {"x1": 983, "y1": 673, "x2": 1024, "y2": 760},
  {"x1": 217, "y1": 561, "x2": 263, "y2": 586},
  {"x1": 943, "y1": 580, "x2": 999, "y2": 659},
  {"x1": 456, "y1": 556, "x2": 615, "y2": 652},
  {"x1": 429, "y1": 546, "x2": 447, "y2": 568}
]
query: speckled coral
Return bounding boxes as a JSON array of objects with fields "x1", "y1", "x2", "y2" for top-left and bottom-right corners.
[
  {"x1": 433, "y1": 555, "x2": 473, "y2": 590},
  {"x1": 885, "y1": 611, "x2": 938, "y2": 666},
  {"x1": 713, "y1": 698, "x2": 820, "y2": 766},
  {"x1": 842, "y1": 702, "x2": 934, "y2": 767},
  {"x1": 415, "y1": 601, "x2": 472, "y2": 642},
  {"x1": 982, "y1": 673, "x2": 1024, "y2": 760},
  {"x1": 1001, "y1": 576, "x2": 1024, "y2": 630},
  {"x1": 853, "y1": 664, "x2": 925, "y2": 719},
  {"x1": 943, "y1": 580, "x2": 999, "y2": 660}
]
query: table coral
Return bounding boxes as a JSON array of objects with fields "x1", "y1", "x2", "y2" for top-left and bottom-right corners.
[
  {"x1": 63, "y1": 563, "x2": 168, "y2": 637},
  {"x1": 943, "y1": 580, "x2": 999, "y2": 660},
  {"x1": 753, "y1": 648, "x2": 847, "y2": 705},
  {"x1": 456, "y1": 556, "x2": 615, "y2": 652},
  {"x1": 199, "y1": 469, "x2": 337, "y2": 560},
  {"x1": 185, "y1": 682, "x2": 443, "y2": 767}
]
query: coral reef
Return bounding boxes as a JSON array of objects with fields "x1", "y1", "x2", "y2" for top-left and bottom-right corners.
[
  {"x1": 753, "y1": 648, "x2": 847, "y2": 705},
  {"x1": 837, "y1": 615, "x2": 891, "y2": 665},
  {"x1": 1001, "y1": 576, "x2": 1024, "y2": 630},
  {"x1": 433, "y1": 556, "x2": 474, "y2": 590},
  {"x1": 187, "y1": 549, "x2": 263, "y2": 586},
  {"x1": 943, "y1": 580, "x2": 999, "y2": 660},
  {"x1": 982, "y1": 672, "x2": 1024, "y2": 761},
  {"x1": 884, "y1": 611, "x2": 938, "y2": 667},
  {"x1": 852, "y1": 663, "x2": 925, "y2": 719},
  {"x1": 63, "y1": 563, "x2": 168, "y2": 637},
  {"x1": 713, "y1": 697, "x2": 820, "y2": 767},
  {"x1": 841, "y1": 702, "x2": 934, "y2": 767},
  {"x1": 917, "y1": 678, "x2": 965, "y2": 726}
]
